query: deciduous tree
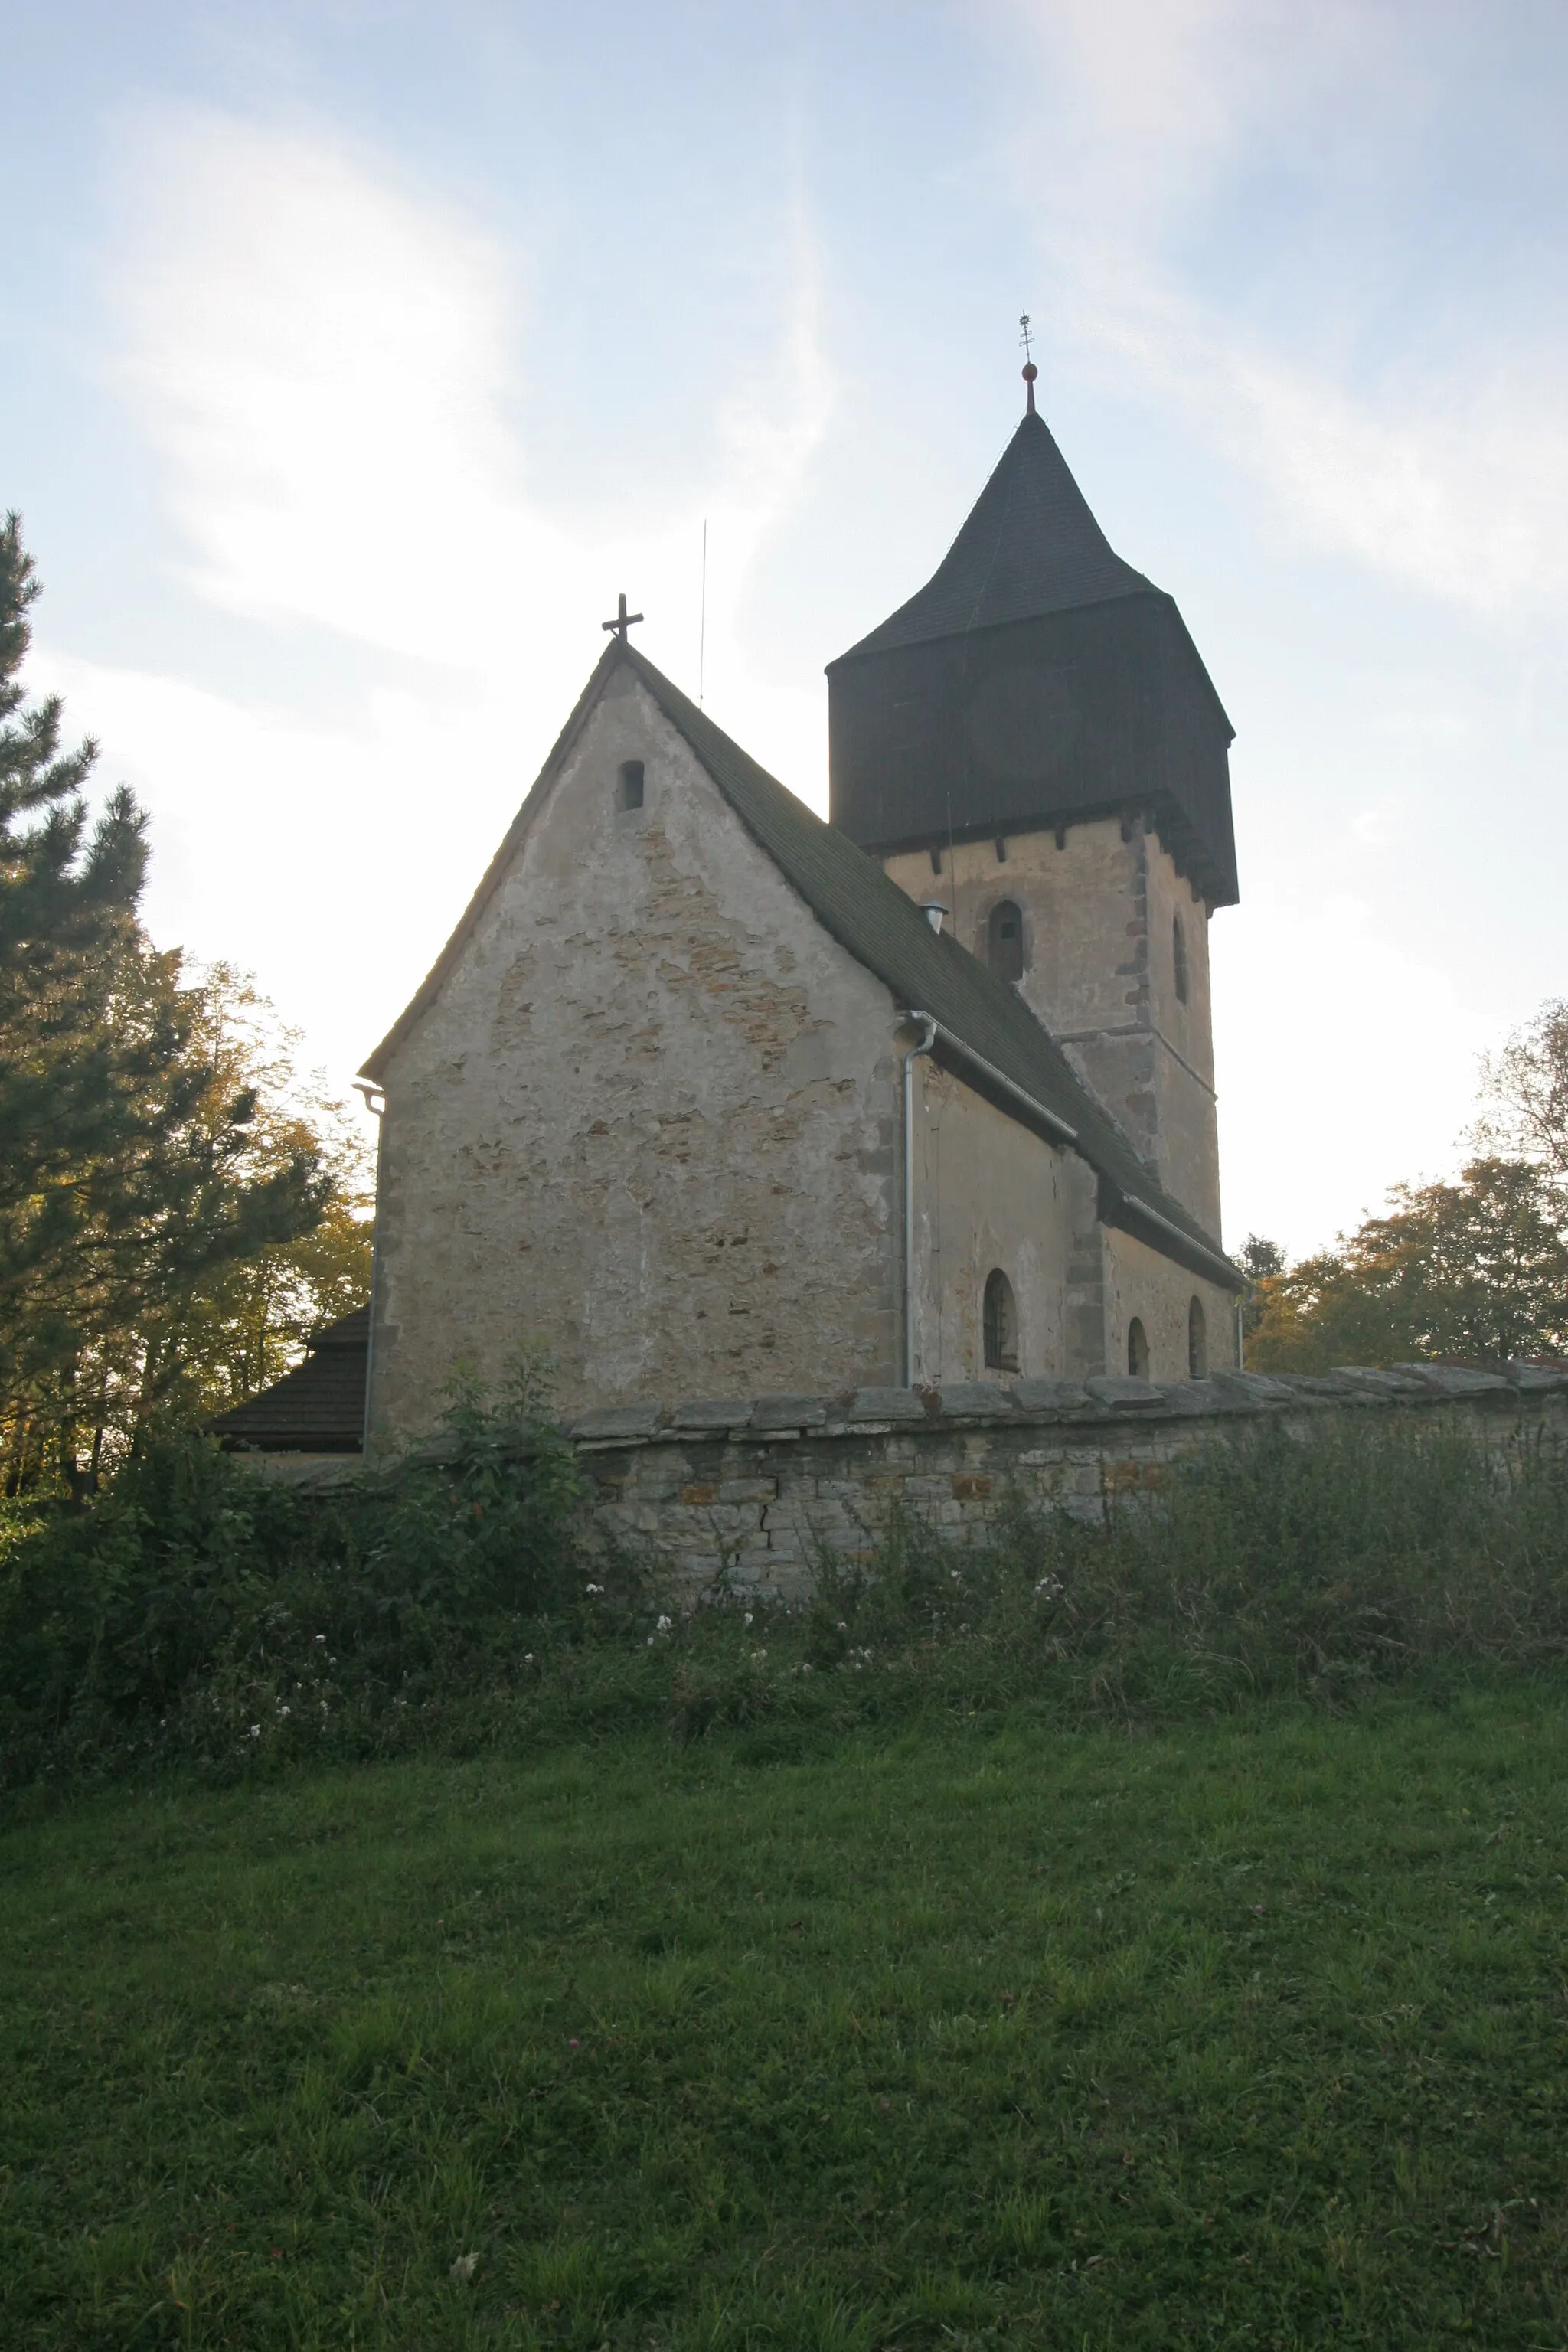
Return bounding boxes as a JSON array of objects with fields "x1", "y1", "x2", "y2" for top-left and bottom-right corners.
[{"x1": 1249, "y1": 1157, "x2": 1567, "y2": 1373}]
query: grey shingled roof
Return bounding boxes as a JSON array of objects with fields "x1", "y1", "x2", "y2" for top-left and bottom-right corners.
[
  {"x1": 364, "y1": 641, "x2": 1238, "y2": 1291},
  {"x1": 832, "y1": 411, "x2": 1154, "y2": 665},
  {"x1": 620, "y1": 648, "x2": 1240, "y2": 1291},
  {"x1": 211, "y1": 1306, "x2": 369, "y2": 1452}
]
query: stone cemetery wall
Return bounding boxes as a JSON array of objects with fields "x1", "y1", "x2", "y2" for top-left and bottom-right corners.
[{"x1": 567, "y1": 1364, "x2": 1568, "y2": 1597}]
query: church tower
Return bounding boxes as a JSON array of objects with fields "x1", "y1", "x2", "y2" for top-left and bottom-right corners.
[{"x1": 827, "y1": 385, "x2": 1236, "y2": 1236}]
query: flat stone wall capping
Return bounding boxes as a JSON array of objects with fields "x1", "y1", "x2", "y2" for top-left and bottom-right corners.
[
  {"x1": 241, "y1": 1367, "x2": 1568, "y2": 1600},
  {"x1": 557, "y1": 1369, "x2": 1568, "y2": 1596}
]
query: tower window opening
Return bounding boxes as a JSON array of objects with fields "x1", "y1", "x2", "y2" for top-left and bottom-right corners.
[
  {"x1": 616, "y1": 760, "x2": 645, "y2": 811},
  {"x1": 1173, "y1": 913, "x2": 1189, "y2": 1004},
  {"x1": 987, "y1": 899, "x2": 1025, "y2": 982},
  {"x1": 1187, "y1": 1295, "x2": 1207, "y2": 1379},
  {"x1": 1127, "y1": 1317, "x2": 1149, "y2": 1379},
  {"x1": 983, "y1": 1269, "x2": 1019, "y2": 1373},
  {"x1": 929, "y1": 844, "x2": 942, "y2": 876}
]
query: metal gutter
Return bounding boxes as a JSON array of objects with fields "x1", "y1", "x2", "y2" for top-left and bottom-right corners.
[
  {"x1": 923, "y1": 1018, "x2": 1080, "y2": 1145},
  {"x1": 1109, "y1": 1191, "x2": 1244, "y2": 1293}
]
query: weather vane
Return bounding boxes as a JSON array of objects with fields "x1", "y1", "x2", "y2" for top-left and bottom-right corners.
[{"x1": 1019, "y1": 312, "x2": 1038, "y2": 415}]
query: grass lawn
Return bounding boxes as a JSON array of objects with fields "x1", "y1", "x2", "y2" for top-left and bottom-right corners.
[{"x1": 4, "y1": 1695, "x2": 1568, "y2": 2348}]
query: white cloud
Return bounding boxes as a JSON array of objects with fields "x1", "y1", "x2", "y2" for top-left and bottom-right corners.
[
  {"x1": 68, "y1": 107, "x2": 835, "y2": 1109},
  {"x1": 1073, "y1": 260, "x2": 1568, "y2": 612},
  {"x1": 27, "y1": 645, "x2": 516, "y2": 1108},
  {"x1": 111, "y1": 109, "x2": 833, "y2": 699},
  {"x1": 1005, "y1": 0, "x2": 1568, "y2": 615}
]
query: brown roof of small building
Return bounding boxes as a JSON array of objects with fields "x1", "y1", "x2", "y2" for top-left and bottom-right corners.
[{"x1": 211, "y1": 1305, "x2": 368, "y2": 1452}]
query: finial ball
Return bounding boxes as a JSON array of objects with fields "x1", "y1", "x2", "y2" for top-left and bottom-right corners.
[{"x1": 1021, "y1": 361, "x2": 1038, "y2": 382}]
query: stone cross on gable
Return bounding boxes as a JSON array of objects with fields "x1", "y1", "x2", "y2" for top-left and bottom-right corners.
[{"x1": 602, "y1": 592, "x2": 644, "y2": 643}]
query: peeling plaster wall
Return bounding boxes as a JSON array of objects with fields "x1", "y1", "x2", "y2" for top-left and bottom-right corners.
[
  {"x1": 883, "y1": 816, "x2": 1223, "y2": 1235},
  {"x1": 909, "y1": 1060, "x2": 1089, "y2": 1385},
  {"x1": 368, "y1": 671, "x2": 905, "y2": 1437},
  {"x1": 1100, "y1": 1225, "x2": 1240, "y2": 1383}
]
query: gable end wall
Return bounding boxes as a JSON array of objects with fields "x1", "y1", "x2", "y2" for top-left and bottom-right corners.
[{"x1": 368, "y1": 673, "x2": 906, "y2": 1434}]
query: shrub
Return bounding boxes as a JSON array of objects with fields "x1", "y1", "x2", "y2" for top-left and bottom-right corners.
[
  {"x1": 3, "y1": 1407, "x2": 1566, "y2": 1795},
  {"x1": 0, "y1": 1357, "x2": 596, "y2": 1786}
]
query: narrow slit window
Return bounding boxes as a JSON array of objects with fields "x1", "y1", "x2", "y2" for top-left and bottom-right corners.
[
  {"x1": 1127, "y1": 1317, "x2": 1150, "y2": 1379},
  {"x1": 982, "y1": 1268, "x2": 1019, "y2": 1373},
  {"x1": 1187, "y1": 1295, "x2": 1207, "y2": 1379},
  {"x1": 1173, "y1": 913, "x2": 1189, "y2": 1004},
  {"x1": 987, "y1": 899, "x2": 1025, "y2": 982},
  {"x1": 617, "y1": 760, "x2": 645, "y2": 811}
]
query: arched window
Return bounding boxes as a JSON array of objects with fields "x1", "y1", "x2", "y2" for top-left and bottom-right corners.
[
  {"x1": 986, "y1": 900, "x2": 1025, "y2": 982},
  {"x1": 1187, "y1": 1295, "x2": 1208, "y2": 1378},
  {"x1": 1172, "y1": 913, "x2": 1189, "y2": 1004},
  {"x1": 983, "y1": 1269, "x2": 1019, "y2": 1372},
  {"x1": 617, "y1": 759, "x2": 645, "y2": 810},
  {"x1": 1126, "y1": 1317, "x2": 1150, "y2": 1378}
]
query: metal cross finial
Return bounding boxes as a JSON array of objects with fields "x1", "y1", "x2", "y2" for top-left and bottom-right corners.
[
  {"x1": 1019, "y1": 312, "x2": 1038, "y2": 415},
  {"x1": 602, "y1": 592, "x2": 644, "y2": 643}
]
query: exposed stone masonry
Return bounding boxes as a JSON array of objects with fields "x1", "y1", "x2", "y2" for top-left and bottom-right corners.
[{"x1": 570, "y1": 1364, "x2": 1568, "y2": 1596}]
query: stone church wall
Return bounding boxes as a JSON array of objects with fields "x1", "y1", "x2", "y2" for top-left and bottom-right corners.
[
  {"x1": 909, "y1": 1060, "x2": 1084, "y2": 1386},
  {"x1": 883, "y1": 815, "x2": 1221, "y2": 1233},
  {"x1": 1100, "y1": 1226, "x2": 1240, "y2": 1382},
  {"x1": 368, "y1": 671, "x2": 908, "y2": 1435}
]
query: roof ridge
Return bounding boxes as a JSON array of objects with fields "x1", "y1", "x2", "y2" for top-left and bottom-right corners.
[
  {"x1": 361, "y1": 636, "x2": 1236, "y2": 1291},
  {"x1": 621, "y1": 645, "x2": 1238, "y2": 1289}
]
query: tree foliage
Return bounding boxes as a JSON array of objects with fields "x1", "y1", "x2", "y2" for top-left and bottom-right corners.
[
  {"x1": 1249, "y1": 1156, "x2": 1568, "y2": 1373},
  {"x1": 0, "y1": 514, "x2": 368, "y2": 1488},
  {"x1": 1237, "y1": 1233, "x2": 1286, "y2": 1343},
  {"x1": 1474, "y1": 998, "x2": 1568, "y2": 1181}
]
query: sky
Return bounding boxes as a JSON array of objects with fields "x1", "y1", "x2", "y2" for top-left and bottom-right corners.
[{"x1": 4, "y1": 0, "x2": 1565, "y2": 1259}]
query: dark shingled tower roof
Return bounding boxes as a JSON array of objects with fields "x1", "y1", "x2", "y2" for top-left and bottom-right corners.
[
  {"x1": 837, "y1": 411, "x2": 1153, "y2": 661},
  {"x1": 827, "y1": 407, "x2": 1240, "y2": 906}
]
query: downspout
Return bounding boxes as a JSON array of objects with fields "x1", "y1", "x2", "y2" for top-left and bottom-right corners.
[
  {"x1": 352, "y1": 1081, "x2": 386, "y2": 1452},
  {"x1": 901, "y1": 1014, "x2": 936, "y2": 1388}
]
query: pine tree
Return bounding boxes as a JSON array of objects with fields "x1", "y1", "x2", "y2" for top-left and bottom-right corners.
[
  {"x1": 0, "y1": 513, "x2": 149, "y2": 1230},
  {"x1": 0, "y1": 516, "x2": 338, "y2": 1486}
]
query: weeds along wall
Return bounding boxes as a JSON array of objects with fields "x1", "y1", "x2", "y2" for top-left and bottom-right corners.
[{"x1": 266, "y1": 1364, "x2": 1568, "y2": 1598}]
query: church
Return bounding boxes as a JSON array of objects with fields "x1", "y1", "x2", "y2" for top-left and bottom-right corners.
[{"x1": 222, "y1": 372, "x2": 1246, "y2": 1455}]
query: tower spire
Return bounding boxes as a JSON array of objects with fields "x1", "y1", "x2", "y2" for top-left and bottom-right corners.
[{"x1": 1019, "y1": 312, "x2": 1037, "y2": 415}]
